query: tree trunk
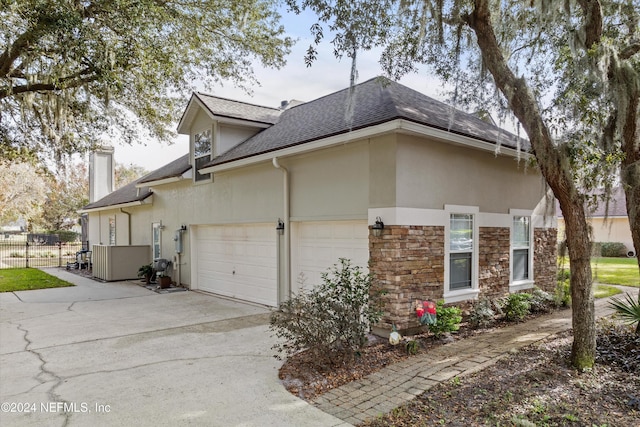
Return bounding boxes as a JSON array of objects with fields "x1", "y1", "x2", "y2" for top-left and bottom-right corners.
[
  {"x1": 614, "y1": 35, "x2": 640, "y2": 316},
  {"x1": 562, "y1": 205, "x2": 596, "y2": 366},
  {"x1": 467, "y1": 0, "x2": 596, "y2": 369}
]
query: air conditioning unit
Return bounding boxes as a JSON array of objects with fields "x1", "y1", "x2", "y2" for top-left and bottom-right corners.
[{"x1": 154, "y1": 258, "x2": 170, "y2": 272}]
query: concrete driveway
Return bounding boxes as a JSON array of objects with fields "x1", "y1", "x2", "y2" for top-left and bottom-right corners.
[{"x1": 0, "y1": 269, "x2": 349, "y2": 427}]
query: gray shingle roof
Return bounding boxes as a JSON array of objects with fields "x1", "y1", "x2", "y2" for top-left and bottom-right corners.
[
  {"x1": 138, "y1": 154, "x2": 190, "y2": 184},
  {"x1": 82, "y1": 178, "x2": 152, "y2": 211},
  {"x1": 557, "y1": 187, "x2": 628, "y2": 218},
  {"x1": 206, "y1": 77, "x2": 527, "y2": 168},
  {"x1": 195, "y1": 92, "x2": 282, "y2": 125}
]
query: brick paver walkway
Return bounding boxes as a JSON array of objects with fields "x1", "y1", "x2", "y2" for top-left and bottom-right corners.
[{"x1": 312, "y1": 287, "x2": 637, "y2": 425}]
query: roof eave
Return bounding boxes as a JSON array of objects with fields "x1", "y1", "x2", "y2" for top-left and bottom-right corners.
[
  {"x1": 137, "y1": 169, "x2": 192, "y2": 187},
  {"x1": 200, "y1": 119, "x2": 530, "y2": 174},
  {"x1": 79, "y1": 195, "x2": 153, "y2": 214}
]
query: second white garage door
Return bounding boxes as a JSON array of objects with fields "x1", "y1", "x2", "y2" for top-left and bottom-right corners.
[
  {"x1": 291, "y1": 220, "x2": 369, "y2": 292},
  {"x1": 194, "y1": 224, "x2": 277, "y2": 306}
]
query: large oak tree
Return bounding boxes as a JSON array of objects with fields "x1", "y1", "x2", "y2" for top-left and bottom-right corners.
[
  {"x1": 1, "y1": 0, "x2": 293, "y2": 162},
  {"x1": 289, "y1": 0, "x2": 639, "y2": 369}
]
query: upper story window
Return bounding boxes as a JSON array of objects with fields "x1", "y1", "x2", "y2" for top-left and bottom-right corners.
[
  {"x1": 512, "y1": 215, "x2": 532, "y2": 283},
  {"x1": 194, "y1": 128, "x2": 212, "y2": 182}
]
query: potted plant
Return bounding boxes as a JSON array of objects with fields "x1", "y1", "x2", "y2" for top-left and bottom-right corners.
[
  {"x1": 138, "y1": 264, "x2": 154, "y2": 284},
  {"x1": 157, "y1": 272, "x2": 172, "y2": 289}
]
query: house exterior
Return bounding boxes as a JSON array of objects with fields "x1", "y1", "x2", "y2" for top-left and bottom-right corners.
[
  {"x1": 81, "y1": 77, "x2": 557, "y2": 332},
  {"x1": 557, "y1": 187, "x2": 635, "y2": 257}
]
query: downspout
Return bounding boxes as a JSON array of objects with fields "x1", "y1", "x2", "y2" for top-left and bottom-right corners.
[
  {"x1": 272, "y1": 157, "x2": 291, "y2": 301},
  {"x1": 120, "y1": 209, "x2": 132, "y2": 245}
]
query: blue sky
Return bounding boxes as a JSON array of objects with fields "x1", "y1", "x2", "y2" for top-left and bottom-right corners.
[{"x1": 113, "y1": 7, "x2": 445, "y2": 171}]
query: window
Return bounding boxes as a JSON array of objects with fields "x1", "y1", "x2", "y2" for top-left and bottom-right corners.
[
  {"x1": 194, "y1": 128, "x2": 212, "y2": 182},
  {"x1": 512, "y1": 216, "x2": 531, "y2": 282},
  {"x1": 108, "y1": 217, "x2": 116, "y2": 245},
  {"x1": 449, "y1": 213, "x2": 474, "y2": 290},
  {"x1": 152, "y1": 222, "x2": 162, "y2": 260}
]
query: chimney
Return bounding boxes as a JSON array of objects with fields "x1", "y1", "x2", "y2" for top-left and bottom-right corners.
[{"x1": 89, "y1": 146, "x2": 115, "y2": 202}]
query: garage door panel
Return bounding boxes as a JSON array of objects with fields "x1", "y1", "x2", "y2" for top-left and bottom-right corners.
[
  {"x1": 194, "y1": 224, "x2": 277, "y2": 306},
  {"x1": 293, "y1": 220, "x2": 369, "y2": 292}
]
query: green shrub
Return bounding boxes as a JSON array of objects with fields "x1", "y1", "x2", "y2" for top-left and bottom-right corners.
[
  {"x1": 429, "y1": 300, "x2": 462, "y2": 338},
  {"x1": 557, "y1": 269, "x2": 570, "y2": 282},
  {"x1": 554, "y1": 280, "x2": 571, "y2": 307},
  {"x1": 529, "y1": 288, "x2": 554, "y2": 313},
  {"x1": 47, "y1": 230, "x2": 80, "y2": 243},
  {"x1": 598, "y1": 242, "x2": 626, "y2": 257},
  {"x1": 9, "y1": 252, "x2": 24, "y2": 258},
  {"x1": 269, "y1": 258, "x2": 384, "y2": 367},
  {"x1": 501, "y1": 293, "x2": 532, "y2": 322},
  {"x1": 609, "y1": 293, "x2": 640, "y2": 334},
  {"x1": 469, "y1": 298, "x2": 497, "y2": 329},
  {"x1": 406, "y1": 340, "x2": 419, "y2": 355}
]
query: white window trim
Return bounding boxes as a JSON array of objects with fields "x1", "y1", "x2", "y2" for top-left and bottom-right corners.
[
  {"x1": 510, "y1": 209, "x2": 535, "y2": 292},
  {"x1": 152, "y1": 222, "x2": 162, "y2": 260},
  {"x1": 192, "y1": 124, "x2": 214, "y2": 183},
  {"x1": 444, "y1": 205, "x2": 480, "y2": 303}
]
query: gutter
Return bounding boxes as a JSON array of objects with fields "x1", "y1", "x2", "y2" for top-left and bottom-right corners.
[
  {"x1": 78, "y1": 196, "x2": 153, "y2": 214},
  {"x1": 201, "y1": 119, "x2": 529, "y2": 175},
  {"x1": 272, "y1": 157, "x2": 291, "y2": 302}
]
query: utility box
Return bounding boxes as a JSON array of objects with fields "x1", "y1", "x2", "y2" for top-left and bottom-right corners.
[{"x1": 92, "y1": 245, "x2": 151, "y2": 281}]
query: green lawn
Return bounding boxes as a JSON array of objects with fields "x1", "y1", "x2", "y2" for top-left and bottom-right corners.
[
  {"x1": 594, "y1": 284, "x2": 623, "y2": 298},
  {"x1": 591, "y1": 257, "x2": 640, "y2": 287},
  {"x1": 0, "y1": 268, "x2": 74, "y2": 292},
  {"x1": 559, "y1": 256, "x2": 639, "y2": 288}
]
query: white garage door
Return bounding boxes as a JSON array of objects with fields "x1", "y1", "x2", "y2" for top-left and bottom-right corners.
[
  {"x1": 292, "y1": 220, "x2": 369, "y2": 292},
  {"x1": 194, "y1": 224, "x2": 277, "y2": 306}
]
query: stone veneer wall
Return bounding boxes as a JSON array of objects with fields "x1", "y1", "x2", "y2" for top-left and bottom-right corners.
[
  {"x1": 369, "y1": 226, "x2": 444, "y2": 331},
  {"x1": 478, "y1": 227, "x2": 511, "y2": 299},
  {"x1": 369, "y1": 225, "x2": 558, "y2": 334},
  {"x1": 534, "y1": 228, "x2": 558, "y2": 293}
]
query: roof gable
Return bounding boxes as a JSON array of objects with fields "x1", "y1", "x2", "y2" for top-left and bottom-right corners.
[{"x1": 177, "y1": 92, "x2": 282, "y2": 134}]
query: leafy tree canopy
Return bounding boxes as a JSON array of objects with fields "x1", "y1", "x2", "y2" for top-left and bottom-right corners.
[
  {"x1": 0, "y1": 160, "x2": 48, "y2": 225},
  {"x1": 1, "y1": 0, "x2": 293, "y2": 162}
]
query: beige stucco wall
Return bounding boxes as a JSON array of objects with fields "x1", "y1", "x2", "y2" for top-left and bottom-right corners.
[
  {"x1": 287, "y1": 140, "x2": 370, "y2": 220},
  {"x1": 86, "y1": 206, "x2": 153, "y2": 247},
  {"x1": 558, "y1": 216, "x2": 634, "y2": 254},
  {"x1": 393, "y1": 135, "x2": 546, "y2": 212}
]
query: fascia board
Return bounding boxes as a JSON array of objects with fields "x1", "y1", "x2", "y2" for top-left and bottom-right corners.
[
  {"x1": 78, "y1": 196, "x2": 153, "y2": 214},
  {"x1": 202, "y1": 119, "x2": 530, "y2": 174},
  {"x1": 398, "y1": 120, "x2": 530, "y2": 159}
]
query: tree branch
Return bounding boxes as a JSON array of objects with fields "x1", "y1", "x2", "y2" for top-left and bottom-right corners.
[
  {"x1": 576, "y1": 0, "x2": 603, "y2": 49},
  {"x1": 0, "y1": 71, "x2": 97, "y2": 99},
  {"x1": 0, "y1": 22, "x2": 48, "y2": 77},
  {"x1": 621, "y1": 40, "x2": 640, "y2": 60}
]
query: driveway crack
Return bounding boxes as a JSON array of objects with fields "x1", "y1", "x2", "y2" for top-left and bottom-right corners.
[{"x1": 16, "y1": 323, "x2": 72, "y2": 427}]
